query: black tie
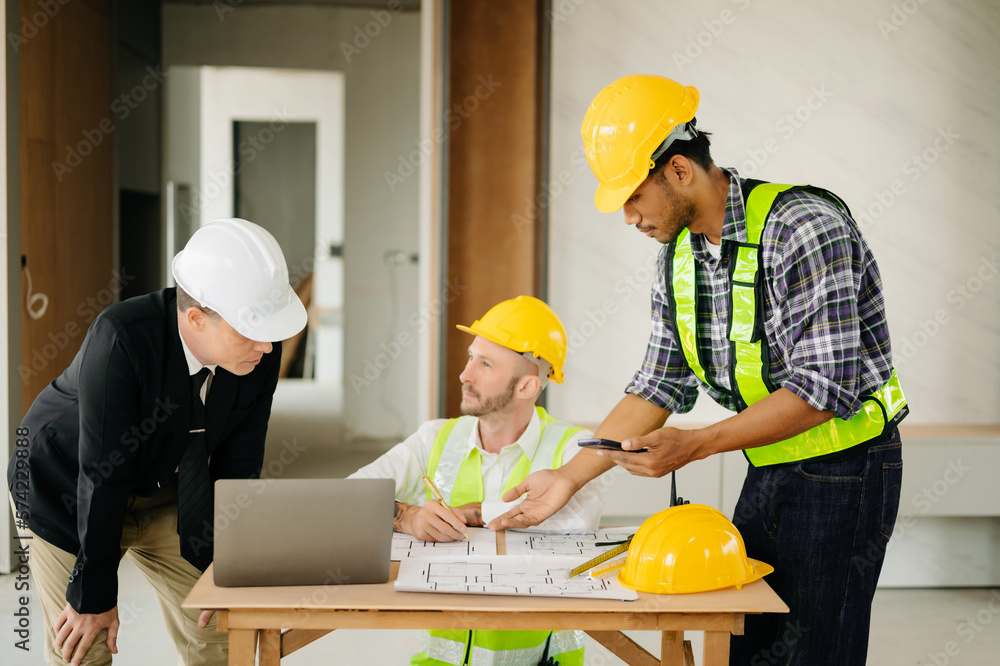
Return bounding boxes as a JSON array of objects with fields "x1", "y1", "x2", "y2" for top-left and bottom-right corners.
[{"x1": 178, "y1": 368, "x2": 213, "y2": 571}]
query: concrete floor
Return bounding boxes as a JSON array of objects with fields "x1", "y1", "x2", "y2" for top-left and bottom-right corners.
[{"x1": 4, "y1": 382, "x2": 998, "y2": 664}]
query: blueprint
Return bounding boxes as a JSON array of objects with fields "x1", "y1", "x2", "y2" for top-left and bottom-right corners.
[
  {"x1": 395, "y1": 556, "x2": 638, "y2": 601},
  {"x1": 504, "y1": 527, "x2": 638, "y2": 558},
  {"x1": 391, "y1": 527, "x2": 497, "y2": 561}
]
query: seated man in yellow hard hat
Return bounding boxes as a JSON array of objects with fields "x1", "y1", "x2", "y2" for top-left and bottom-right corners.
[{"x1": 349, "y1": 295, "x2": 603, "y2": 666}]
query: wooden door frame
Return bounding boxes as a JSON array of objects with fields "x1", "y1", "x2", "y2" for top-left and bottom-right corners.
[
  {"x1": 439, "y1": 0, "x2": 551, "y2": 417},
  {"x1": 2, "y1": 0, "x2": 22, "y2": 574}
]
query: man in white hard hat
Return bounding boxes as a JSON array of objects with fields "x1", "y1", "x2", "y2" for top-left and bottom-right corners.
[
  {"x1": 350, "y1": 295, "x2": 603, "y2": 666},
  {"x1": 7, "y1": 219, "x2": 306, "y2": 666}
]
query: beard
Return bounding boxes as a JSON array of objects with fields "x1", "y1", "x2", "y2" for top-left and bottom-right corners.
[
  {"x1": 460, "y1": 375, "x2": 520, "y2": 417},
  {"x1": 654, "y1": 189, "x2": 698, "y2": 245},
  {"x1": 644, "y1": 173, "x2": 699, "y2": 244},
  {"x1": 663, "y1": 195, "x2": 697, "y2": 243}
]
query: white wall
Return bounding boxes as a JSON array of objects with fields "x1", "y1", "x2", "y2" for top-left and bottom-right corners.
[
  {"x1": 545, "y1": 0, "x2": 1000, "y2": 585},
  {"x1": 163, "y1": 5, "x2": 422, "y2": 440},
  {"x1": 546, "y1": 0, "x2": 1000, "y2": 427}
]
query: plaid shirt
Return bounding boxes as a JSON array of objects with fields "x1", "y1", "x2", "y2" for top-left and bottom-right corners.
[{"x1": 626, "y1": 168, "x2": 893, "y2": 421}]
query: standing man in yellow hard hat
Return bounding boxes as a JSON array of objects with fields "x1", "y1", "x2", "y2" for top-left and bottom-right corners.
[
  {"x1": 490, "y1": 76, "x2": 908, "y2": 665},
  {"x1": 8, "y1": 219, "x2": 306, "y2": 666},
  {"x1": 350, "y1": 295, "x2": 603, "y2": 666}
]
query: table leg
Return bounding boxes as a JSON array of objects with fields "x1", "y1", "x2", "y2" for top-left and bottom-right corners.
[
  {"x1": 702, "y1": 630, "x2": 731, "y2": 666},
  {"x1": 661, "y1": 631, "x2": 684, "y2": 665},
  {"x1": 228, "y1": 628, "x2": 258, "y2": 666},
  {"x1": 259, "y1": 629, "x2": 281, "y2": 665}
]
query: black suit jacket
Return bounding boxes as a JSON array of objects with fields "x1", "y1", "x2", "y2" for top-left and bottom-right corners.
[{"x1": 8, "y1": 288, "x2": 281, "y2": 614}]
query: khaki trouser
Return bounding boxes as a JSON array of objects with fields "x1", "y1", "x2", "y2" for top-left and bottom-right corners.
[{"x1": 10, "y1": 477, "x2": 227, "y2": 665}]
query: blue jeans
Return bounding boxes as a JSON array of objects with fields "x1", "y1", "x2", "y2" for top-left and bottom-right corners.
[{"x1": 729, "y1": 431, "x2": 903, "y2": 665}]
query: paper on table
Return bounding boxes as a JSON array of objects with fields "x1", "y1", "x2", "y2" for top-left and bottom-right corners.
[
  {"x1": 480, "y1": 496, "x2": 524, "y2": 525},
  {"x1": 504, "y1": 527, "x2": 639, "y2": 558},
  {"x1": 395, "y1": 555, "x2": 638, "y2": 601},
  {"x1": 391, "y1": 526, "x2": 497, "y2": 561}
]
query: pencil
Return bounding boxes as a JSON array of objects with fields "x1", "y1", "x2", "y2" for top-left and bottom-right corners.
[{"x1": 421, "y1": 475, "x2": 469, "y2": 540}]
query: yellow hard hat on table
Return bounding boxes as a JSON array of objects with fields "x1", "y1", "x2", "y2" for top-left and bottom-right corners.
[
  {"x1": 581, "y1": 74, "x2": 700, "y2": 213},
  {"x1": 618, "y1": 504, "x2": 774, "y2": 594},
  {"x1": 456, "y1": 295, "x2": 567, "y2": 384}
]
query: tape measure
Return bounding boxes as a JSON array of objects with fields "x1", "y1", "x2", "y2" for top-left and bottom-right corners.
[
  {"x1": 589, "y1": 556, "x2": 628, "y2": 579},
  {"x1": 567, "y1": 536, "x2": 633, "y2": 578}
]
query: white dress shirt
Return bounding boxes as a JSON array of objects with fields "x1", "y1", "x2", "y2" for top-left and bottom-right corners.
[
  {"x1": 178, "y1": 325, "x2": 217, "y2": 402},
  {"x1": 176, "y1": 326, "x2": 218, "y2": 471},
  {"x1": 349, "y1": 409, "x2": 604, "y2": 533}
]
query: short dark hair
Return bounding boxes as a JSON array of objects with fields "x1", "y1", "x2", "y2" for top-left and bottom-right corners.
[
  {"x1": 653, "y1": 124, "x2": 714, "y2": 174},
  {"x1": 176, "y1": 285, "x2": 219, "y2": 318}
]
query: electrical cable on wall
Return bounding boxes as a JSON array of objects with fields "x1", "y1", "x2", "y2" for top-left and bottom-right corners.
[{"x1": 22, "y1": 257, "x2": 49, "y2": 320}]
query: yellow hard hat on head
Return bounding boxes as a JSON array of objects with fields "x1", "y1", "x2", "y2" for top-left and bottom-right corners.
[
  {"x1": 456, "y1": 295, "x2": 567, "y2": 384},
  {"x1": 581, "y1": 74, "x2": 700, "y2": 213},
  {"x1": 618, "y1": 504, "x2": 773, "y2": 594}
]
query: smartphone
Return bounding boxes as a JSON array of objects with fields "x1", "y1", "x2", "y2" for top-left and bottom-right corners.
[{"x1": 577, "y1": 438, "x2": 648, "y2": 453}]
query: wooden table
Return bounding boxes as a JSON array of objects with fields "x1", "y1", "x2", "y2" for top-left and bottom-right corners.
[{"x1": 184, "y1": 552, "x2": 787, "y2": 666}]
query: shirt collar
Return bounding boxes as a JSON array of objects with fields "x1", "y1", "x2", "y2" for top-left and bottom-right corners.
[
  {"x1": 178, "y1": 322, "x2": 217, "y2": 377},
  {"x1": 465, "y1": 407, "x2": 542, "y2": 459},
  {"x1": 688, "y1": 166, "x2": 745, "y2": 264},
  {"x1": 720, "y1": 166, "x2": 746, "y2": 243}
]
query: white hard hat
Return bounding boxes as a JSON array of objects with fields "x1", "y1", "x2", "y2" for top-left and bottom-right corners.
[{"x1": 171, "y1": 218, "x2": 307, "y2": 342}]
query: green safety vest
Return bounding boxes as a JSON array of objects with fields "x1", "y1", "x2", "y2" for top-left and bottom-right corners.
[
  {"x1": 425, "y1": 406, "x2": 582, "y2": 507},
  {"x1": 666, "y1": 181, "x2": 908, "y2": 467},
  {"x1": 415, "y1": 406, "x2": 586, "y2": 666}
]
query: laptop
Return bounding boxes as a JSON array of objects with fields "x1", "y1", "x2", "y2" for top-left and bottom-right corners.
[{"x1": 212, "y1": 478, "x2": 395, "y2": 587}]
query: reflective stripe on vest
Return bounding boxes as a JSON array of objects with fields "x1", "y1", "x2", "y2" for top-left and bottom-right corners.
[
  {"x1": 425, "y1": 406, "x2": 582, "y2": 506},
  {"x1": 420, "y1": 408, "x2": 586, "y2": 665},
  {"x1": 668, "y1": 181, "x2": 907, "y2": 466},
  {"x1": 419, "y1": 629, "x2": 585, "y2": 666}
]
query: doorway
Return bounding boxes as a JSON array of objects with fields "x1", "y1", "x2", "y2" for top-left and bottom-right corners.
[{"x1": 164, "y1": 66, "x2": 345, "y2": 386}]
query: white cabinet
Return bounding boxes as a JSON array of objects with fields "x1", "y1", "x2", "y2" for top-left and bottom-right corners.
[{"x1": 598, "y1": 425, "x2": 1000, "y2": 587}]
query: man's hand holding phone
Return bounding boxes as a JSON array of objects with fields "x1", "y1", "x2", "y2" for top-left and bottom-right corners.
[{"x1": 577, "y1": 438, "x2": 648, "y2": 453}]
